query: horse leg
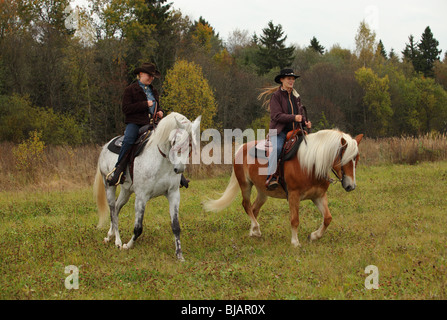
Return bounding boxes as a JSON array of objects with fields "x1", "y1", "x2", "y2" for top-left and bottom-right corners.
[
  {"x1": 167, "y1": 189, "x2": 184, "y2": 261},
  {"x1": 104, "y1": 185, "x2": 123, "y2": 248},
  {"x1": 251, "y1": 188, "x2": 268, "y2": 235},
  {"x1": 309, "y1": 194, "x2": 332, "y2": 242},
  {"x1": 240, "y1": 182, "x2": 261, "y2": 237},
  {"x1": 123, "y1": 195, "x2": 147, "y2": 250},
  {"x1": 288, "y1": 190, "x2": 301, "y2": 247}
]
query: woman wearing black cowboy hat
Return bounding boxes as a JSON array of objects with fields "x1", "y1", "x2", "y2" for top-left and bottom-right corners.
[
  {"x1": 259, "y1": 68, "x2": 312, "y2": 190},
  {"x1": 106, "y1": 62, "x2": 164, "y2": 186}
]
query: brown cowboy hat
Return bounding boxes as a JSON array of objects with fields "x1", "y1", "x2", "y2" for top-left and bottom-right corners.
[
  {"x1": 134, "y1": 62, "x2": 161, "y2": 78},
  {"x1": 274, "y1": 68, "x2": 300, "y2": 84}
]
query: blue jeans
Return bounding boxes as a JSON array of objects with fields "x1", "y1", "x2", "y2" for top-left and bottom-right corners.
[
  {"x1": 115, "y1": 123, "x2": 142, "y2": 166},
  {"x1": 267, "y1": 130, "x2": 287, "y2": 176}
]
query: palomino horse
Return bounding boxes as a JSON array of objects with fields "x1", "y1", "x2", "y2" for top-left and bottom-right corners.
[
  {"x1": 94, "y1": 112, "x2": 201, "y2": 261},
  {"x1": 204, "y1": 129, "x2": 363, "y2": 247}
]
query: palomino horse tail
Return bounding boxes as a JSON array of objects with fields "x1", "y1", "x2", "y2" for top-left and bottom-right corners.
[
  {"x1": 93, "y1": 163, "x2": 108, "y2": 228},
  {"x1": 203, "y1": 168, "x2": 239, "y2": 212}
]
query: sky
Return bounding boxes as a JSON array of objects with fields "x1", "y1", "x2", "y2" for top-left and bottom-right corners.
[
  {"x1": 170, "y1": 0, "x2": 446, "y2": 57},
  {"x1": 72, "y1": 0, "x2": 446, "y2": 57}
]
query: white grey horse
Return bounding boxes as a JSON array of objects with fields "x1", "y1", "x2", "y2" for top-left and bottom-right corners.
[{"x1": 93, "y1": 112, "x2": 201, "y2": 261}]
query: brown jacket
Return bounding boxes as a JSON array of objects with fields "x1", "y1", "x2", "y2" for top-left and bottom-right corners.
[
  {"x1": 122, "y1": 82, "x2": 163, "y2": 125},
  {"x1": 269, "y1": 87, "x2": 307, "y2": 134}
]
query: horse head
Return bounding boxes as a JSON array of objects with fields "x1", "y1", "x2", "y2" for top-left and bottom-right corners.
[
  {"x1": 332, "y1": 134, "x2": 363, "y2": 192},
  {"x1": 168, "y1": 115, "x2": 202, "y2": 174}
]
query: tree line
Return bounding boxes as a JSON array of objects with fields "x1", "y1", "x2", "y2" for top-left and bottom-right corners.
[{"x1": 1, "y1": 0, "x2": 446, "y2": 145}]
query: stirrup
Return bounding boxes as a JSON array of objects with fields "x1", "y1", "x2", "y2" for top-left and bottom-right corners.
[
  {"x1": 106, "y1": 167, "x2": 125, "y2": 186},
  {"x1": 106, "y1": 167, "x2": 116, "y2": 181},
  {"x1": 265, "y1": 176, "x2": 279, "y2": 191}
]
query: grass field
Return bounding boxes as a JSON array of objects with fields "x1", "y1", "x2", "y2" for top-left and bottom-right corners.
[{"x1": 0, "y1": 161, "x2": 446, "y2": 300}]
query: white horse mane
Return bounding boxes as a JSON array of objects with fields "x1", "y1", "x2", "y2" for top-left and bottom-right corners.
[
  {"x1": 147, "y1": 112, "x2": 190, "y2": 147},
  {"x1": 298, "y1": 129, "x2": 359, "y2": 179}
]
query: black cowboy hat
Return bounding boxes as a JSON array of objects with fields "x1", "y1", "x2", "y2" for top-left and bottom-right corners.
[
  {"x1": 134, "y1": 62, "x2": 161, "y2": 78},
  {"x1": 274, "y1": 68, "x2": 300, "y2": 84}
]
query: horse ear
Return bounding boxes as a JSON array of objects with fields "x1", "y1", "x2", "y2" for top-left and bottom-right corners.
[
  {"x1": 191, "y1": 115, "x2": 202, "y2": 147},
  {"x1": 175, "y1": 116, "x2": 186, "y2": 130},
  {"x1": 192, "y1": 116, "x2": 201, "y2": 132},
  {"x1": 355, "y1": 134, "x2": 364, "y2": 145}
]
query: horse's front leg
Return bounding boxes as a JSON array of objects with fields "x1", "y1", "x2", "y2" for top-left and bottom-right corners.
[
  {"x1": 123, "y1": 195, "x2": 147, "y2": 250},
  {"x1": 309, "y1": 194, "x2": 332, "y2": 242},
  {"x1": 288, "y1": 190, "x2": 301, "y2": 247},
  {"x1": 167, "y1": 188, "x2": 184, "y2": 261}
]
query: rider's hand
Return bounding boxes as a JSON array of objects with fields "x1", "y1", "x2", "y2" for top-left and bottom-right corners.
[{"x1": 295, "y1": 115, "x2": 302, "y2": 122}]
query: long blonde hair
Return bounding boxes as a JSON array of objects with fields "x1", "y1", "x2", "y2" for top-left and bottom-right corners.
[
  {"x1": 258, "y1": 85, "x2": 300, "y2": 111},
  {"x1": 257, "y1": 86, "x2": 280, "y2": 110}
]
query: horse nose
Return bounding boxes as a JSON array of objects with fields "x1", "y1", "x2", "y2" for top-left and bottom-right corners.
[
  {"x1": 344, "y1": 184, "x2": 356, "y2": 192},
  {"x1": 174, "y1": 164, "x2": 185, "y2": 174}
]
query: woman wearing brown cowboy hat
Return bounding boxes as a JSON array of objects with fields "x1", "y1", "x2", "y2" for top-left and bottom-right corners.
[
  {"x1": 106, "y1": 62, "x2": 164, "y2": 186},
  {"x1": 259, "y1": 68, "x2": 312, "y2": 190}
]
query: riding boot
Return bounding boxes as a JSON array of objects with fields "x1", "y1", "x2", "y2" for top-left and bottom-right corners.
[
  {"x1": 265, "y1": 174, "x2": 279, "y2": 191},
  {"x1": 106, "y1": 164, "x2": 126, "y2": 186},
  {"x1": 180, "y1": 174, "x2": 190, "y2": 188}
]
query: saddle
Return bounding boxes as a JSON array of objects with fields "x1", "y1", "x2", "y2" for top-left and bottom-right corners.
[
  {"x1": 249, "y1": 128, "x2": 306, "y2": 162},
  {"x1": 107, "y1": 124, "x2": 154, "y2": 182},
  {"x1": 250, "y1": 128, "x2": 307, "y2": 197}
]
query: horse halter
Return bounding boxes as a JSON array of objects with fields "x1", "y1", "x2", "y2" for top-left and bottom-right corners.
[
  {"x1": 158, "y1": 129, "x2": 192, "y2": 160},
  {"x1": 328, "y1": 143, "x2": 348, "y2": 184}
]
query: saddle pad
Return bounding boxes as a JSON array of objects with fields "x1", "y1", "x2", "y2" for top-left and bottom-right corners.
[
  {"x1": 247, "y1": 140, "x2": 272, "y2": 160},
  {"x1": 107, "y1": 136, "x2": 123, "y2": 155},
  {"x1": 255, "y1": 140, "x2": 272, "y2": 152},
  {"x1": 107, "y1": 129, "x2": 153, "y2": 156}
]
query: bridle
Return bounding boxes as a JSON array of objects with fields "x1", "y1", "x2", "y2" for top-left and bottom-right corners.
[
  {"x1": 158, "y1": 129, "x2": 192, "y2": 160},
  {"x1": 328, "y1": 143, "x2": 347, "y2": 184}
]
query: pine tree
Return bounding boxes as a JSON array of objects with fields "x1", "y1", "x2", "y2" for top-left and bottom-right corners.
[
  {"x1": 255, "y1": 21, "x2": 295, "y2": 74},
  {"x1": 377, "y1": 40, "x2": 387, "y2": 59},
  {"x1": 402, "y1": 35, "x2": 422, "y2": 72},
  {"x1": 418, "y1": 26, "x2": 442, "y2": 77},
  {"x1": 309, "y1": 36, "x2": 325, "y2": 54}
]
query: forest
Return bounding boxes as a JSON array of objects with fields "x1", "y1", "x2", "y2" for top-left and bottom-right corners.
[{"x1": 1, "y1": 0, "x2": 447, "y2": 146}]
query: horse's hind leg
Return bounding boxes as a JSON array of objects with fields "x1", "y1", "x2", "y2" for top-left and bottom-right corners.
[
  {"x1": 239, "y1": 182, "x2": 261, "y2": 237},
  {"x1": 288, "y1": 190, "x2": 301, "y2": 247},
  {"x1": 250, "y1": 188, "x2": 268, "y2": 237},
  {"x1": 123, "y1": 194, "x2": 147, "y2": 250},
  {"x1": 309, "y1": 194, "x2": 332, "y2": 242},
  {"x1": 104, "y1": 185, "x2": 123, "y2": 248}
]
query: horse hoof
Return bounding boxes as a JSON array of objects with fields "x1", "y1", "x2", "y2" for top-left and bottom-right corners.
[
  {"x1": 249, "y1": 229, "x2": 262, "y2": 238},
  {"x1": 291, "y1": 240, "x2": 301, "y2": 248},
  {"x1": 104, "y1": 238, "x2": 110, "y2": 244}
]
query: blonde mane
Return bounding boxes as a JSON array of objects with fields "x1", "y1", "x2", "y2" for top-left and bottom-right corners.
[
  {"x1": 146, "y1": 112, "x2": 190, "y2": 147},
  {"x1": 298, "y1": 129, "x2": 359, "y2": 179}
]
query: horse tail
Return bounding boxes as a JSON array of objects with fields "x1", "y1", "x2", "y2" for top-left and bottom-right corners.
[
  {"x1": 203, "y1": 168, "x2": 239, "y2": 212},
  {"x1": 93, "y1": 162, "x2": 108, "y2": 228}
]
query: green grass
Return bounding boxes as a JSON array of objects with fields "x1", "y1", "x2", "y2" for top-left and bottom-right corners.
[{"x1": 1, "y1": 162, "x2": 446, "y2": 300}]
